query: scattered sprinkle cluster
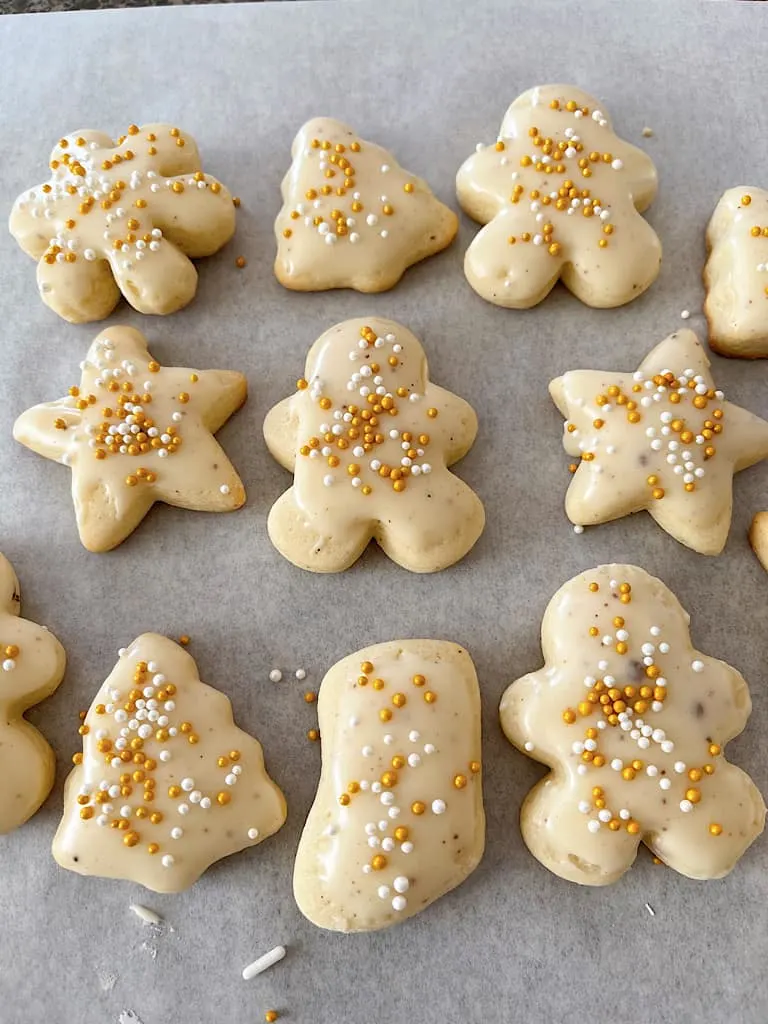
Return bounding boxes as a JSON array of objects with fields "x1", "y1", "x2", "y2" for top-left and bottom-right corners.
[
  {"x1": 566, "y1": 365, "x2": 726, "y2": 499},
  {"x1": 15, "y1": 125, "x2": 226, "y2": 276},
  {"x1": 331, "y1": 658, "x2": 480, "y2": 915},
  {"x1": 53, "y1": 336, "x2": 200, "y2": 490},
  {"x1": 283, "y1": 133, "x2": 417, "y2": 248},
  {"x1": 556, "y1": 578, "x2": 723, "y2": 838},
  {"x1": 71, "y1": 653, "x2": 260, "y2": 869},
  {"x1": 297, "y1": 325, "x2": 438, "y2": 497},
  {"x1": 486, "y1": 99, "x2": 625, "y2": 263},
  {"x1": 1, "y1": 642, "x2": 20, "y2": 673}
]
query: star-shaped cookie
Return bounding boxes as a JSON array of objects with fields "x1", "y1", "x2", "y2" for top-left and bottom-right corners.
[
  {"x1": 274, "y1": 118, "x2": 458, "y2": 292},
  {"x1": 0, "y1": 552, "x2": 66, "y2": 835},
  {"x1": 550, "y1": 328, "x2": 768, "y2": 554},
  {"x1": 263, "y1": 317, "x2": 484, "y2": 573},
  {"x1": 14, "y1": 326, "x2": 246, "y2": 553},
  {"x1": 9, "y1": 123, "x2": 235, "y2": 323},
  {"x1": 456, "y1": 84, "x2": 661, "y2": 308},
  {"x1": 54, "y1": 633, "x2": 287, "y2": 893},
  {"x1": 500, "y1": 565, "x2": 765, "y2": 885}
]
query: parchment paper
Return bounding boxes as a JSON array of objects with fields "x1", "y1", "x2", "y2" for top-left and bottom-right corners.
[{"x1": 1, "y1": 2, "x2": 767, "y2": 1022}]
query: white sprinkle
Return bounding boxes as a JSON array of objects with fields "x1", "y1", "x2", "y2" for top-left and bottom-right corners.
[
  {"x1": 161, "y1": 855, "x2": 175, "y2": 868},
  {"x1": 660, "y1": 740, "x2": 674, "y2": 754},
  {"x1": 242, "y1": 945, "x2": 286, "y2": 981},
  {"x1": 432, "y1": 799, "x2": 446, "y2": 815},
  {"x1": 573, "y1": 525, "x2": 584, "y2": 535},
  {"x1": 2, "y1": 659, "x2": 16, "y2": 672},
  {"x1": 392, "y1": 895, "x2": 407, "y2": 912},
  {"x1": 269, "y1": 669, "x2": 282, "y2": 682},
  {"x1": 171, "y1": 827, "x2": 183, "y2": 840},
  {"x1": 680, "y1": 310, "x2": 691, "y2": 320},
  {"x1": 691, "y1": 660, "x2": 705, "y2": 673},
  {"x1": 587, "y1": 820, "x2": 601, "y2": 833},
  {"x1": 220, "y1": 484, "x2": 230, "y2": 495},
  {"x1": 377, "y1": 885, "x2": 390, "y2": 900},
  {"x1": 659, "y1": 778, "x2": 671, "y2": 790},
  {"x1": 248, "y1": 828, "x2": 259, "y2": 840},
  {"x1": 524, "y1": 741, "x2": 534, "y2": 752},
  {"x1": 393, "y1": 875, "x2": 409, "y2": 894},
  {"x1": 401, "y1": 841, "x2": 414, "y2": 854},
  {"x1": 129, "y1": 904, "x2": 162, "y2": 926},
  {"x1": 674, "y1": 761, "x2": 687, "y2": 774},
  {"x1": 679, "y1": 799, "x2": 693, "y2": 813},
  {"x1": 295, "y1": 669, "x2": 307, "y2": 680},
  {"x1": 578, "y1": 801, "x2": 591, "y2": 813}
]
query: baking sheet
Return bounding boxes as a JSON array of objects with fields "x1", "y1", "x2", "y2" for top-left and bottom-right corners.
[{"x1": 1, "y1": 1, "x2": 767, "y2": 1022}]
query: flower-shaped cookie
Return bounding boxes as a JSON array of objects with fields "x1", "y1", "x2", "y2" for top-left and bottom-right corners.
[
  {"x1": 14, "y1": 326, "x2": 246, "y2": 552},
  {"x1": 456, "y1": 84, "x2": 661, "y2": 308},
  {"x1": 295, "y1": 640, "x2": 484, "y2": 932},
  {"x1": 500, "y1": 565, "x2": 765, "y2": 885},
  {"x1": 9, "y1": 123, "x2": 235, "y2": 323},
  {"x1": 0, "y1": 552, "x2": 66, "y2": 835},
  {"x1": 263, "y1": 317, "x2": 484, "y2": 572},
  {"x1": 274, "y1": 118, "x2": 458, "y2": 292},
  {"x1": 54, "y1": 633, "x2": 287, "y2": 893},
  {"x1": 704, "y1": 187, "x2": 768, "y2": 358},
  {"x1": 550, "y1": 328, "x2": 768, "y2": 554}
]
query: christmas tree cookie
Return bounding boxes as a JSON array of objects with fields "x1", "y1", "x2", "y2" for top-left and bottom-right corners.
[
  {"x1": 501, "y1": 565, "x2": 765, "y2": 885},
  {"x1": 14, "y1": 326, "x2": 247, "y2": 553},
  {"x1": 294, "y1": 640, "x2": 484, "y2": 932},
  {"x1": 456, "y1": 85, "x2": 661, "y2": 308},
  {"x1": 9, "y1": 123, "x2": 235, "y2": 323},
  {"x1": 0, "y1": 552, "x2": 66, "y2": 835},
  {"x1": 263, "y1": 317, "x2": 484, "y2": 572},
  {"x1": 53, "y1": 634, "x2": 286, "y2": 893},
  {"x1": 274, "y1": 118, "x2": 457, "y2": 292}
]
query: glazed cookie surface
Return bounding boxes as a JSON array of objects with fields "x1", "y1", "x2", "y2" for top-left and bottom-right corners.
[
  {"x1": 9, "y1": 123, "x2": 235, "y2": 323},
  {"x1": 0, "y1": 552, "x2": 67, "y2": 835},
  {"x1": 456, "y1": 84, "x2": 661, "y2": 309},
  {"x1": 500, "y1": 565, "x2": 765, "y2": 886},
  {"x1": 263, "y1": 317, "x2": 484, "y2": 573},
  {"x1": 294, "y1": 640, "x2": 484, "y2": 932},
  {"x1": 53, "y1": 633, "x2": 287, "y2": 893},
  {"x1": 749, "y1": 512, "x2": 768, "y2": 572},
  {"x1": 550, "y1": 328, "x2": 768, "y2": 554},
  {"x1": 704, "y1": 187, "x2": 768, "y2": 358},
  {"x1": 274, "y1": 118, "x2": 458, "y2": 292},
  {"x1": 14, "y1": 326, "x2": 247, "y2": 553}
]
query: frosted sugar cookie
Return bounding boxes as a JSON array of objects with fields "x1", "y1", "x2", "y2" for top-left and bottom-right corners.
[
  {"x1": 14, "y1": 326, "x2": 246, "y2": 552},
  {"x1": 53, "y1": 634, "x2": 286, "y2": 893},
  {"x1": 263, "y1": 318, "x2": 484, "y2": 572},
  {"x1": 0, "y1": 552, "x2": 66, "y2": 835},
  {"x1": 9, "y1": 123, "x2": 235, "y2": 323},
  {"x1": 456, "y1": 85, "x2": 660, "y2": 308},
  {"x1": 749, "y1": 512, "x2": 768, "y2": 571},
  {"x1": 294, "y1": 640, "x2": 484, "y2": 931},
  {"x1": 550, "y1": 328, "x2": 768, "y2": 554},
  {"x1": 500, "y1": 565, "x2": 765, "y2": 885},
  {"x1": 274, "y1": 118, "x2": 457, "y2": 292},
  {"x1": 704, "y1": 187, "x2": 768, "y2": 357}
]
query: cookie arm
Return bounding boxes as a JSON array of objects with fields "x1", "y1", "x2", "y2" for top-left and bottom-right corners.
[
  {"x1": 426, "y1": 384, "x2": 478, "y2": 464},
  {"x1": 263, "y1": 396, "x2": 300, "y2": 472},
  {"x1": 13, "y1": 399, "x2": 82, "y2": 464}
]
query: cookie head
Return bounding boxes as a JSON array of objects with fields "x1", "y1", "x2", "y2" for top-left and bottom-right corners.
[
  {"x1": 9, "y1": 124, "x2": 235, "y2": 323},
  {"x1": 500, "y1": 565, "x2": 766, "y2": 885},
  {"x1": 456, "y1": 84, "x2": 661, "y2": 309}
]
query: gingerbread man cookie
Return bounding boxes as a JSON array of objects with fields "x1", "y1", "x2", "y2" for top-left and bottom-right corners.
[
  {"x1": 456, "y1": 85, "x2": 661, "y2": 309},
  {"x1": 53, "y1": 634, "x2": 287, "y2": 893},
  {"x1": 9, "y1": 123, "x2": 235, "y2": 323},
  {"x1": 704, "y1": 187, "x2": 768, "y2": 358},
  {"x1": 501, "y1": 565, "x2": 765, "y2": 886},
  {"x1": 550, "y1": 328, "x2": 768, "y2": 554},
  {"x1": 294, "y1": 640, "x2": 484, "y2": 932},
  {"x1": 14, "y1": 326, "x2": 247, "y2": 553},
  {"x1": 274, "y1": 118, "x2": 458, "y2": 292},
  {"x1": 263, "y1": 318, "x2": 484, "y2": 573},
  {"x1": 0, "y1": 552, "x2": 66, "y2": 835}
]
